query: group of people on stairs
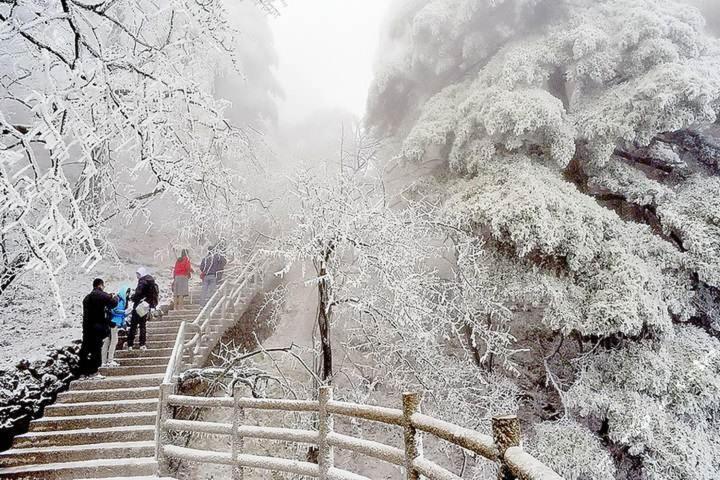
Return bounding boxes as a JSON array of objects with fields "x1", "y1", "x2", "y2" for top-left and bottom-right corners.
[
  {"x1": 78, "y1": 247, "x2": 227, "y2": 379},
  {"x1": 172, "y1": 246, "x2": 227, "y2": 307},
  {"x1": 78, "y1": 267, "x2": 159, "y2": 378}
]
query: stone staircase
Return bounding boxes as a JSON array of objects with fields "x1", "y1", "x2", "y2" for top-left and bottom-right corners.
[{"x1": 0, "y1": 303, "x2": 201, "y2": 479}]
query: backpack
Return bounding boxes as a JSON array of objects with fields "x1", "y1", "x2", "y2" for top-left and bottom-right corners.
[{"x1": 147, "y1": 279, "x2": 160, "y2": 308}]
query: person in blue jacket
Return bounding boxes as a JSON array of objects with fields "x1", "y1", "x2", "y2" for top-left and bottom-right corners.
[{"x1": 101, "y1": 285, "x2": 131, "y2": 367}]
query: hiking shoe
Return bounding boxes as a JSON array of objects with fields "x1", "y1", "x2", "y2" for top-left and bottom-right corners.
[
  {"x1": 140, "y1": 345, "x2": 147, "y2": 351},
  {"x1": 127, "y1": 346, "x2": 134, "y2": 351},
  {"x1": 108, "y1": 361, "x2": 120, "y2": 367}
]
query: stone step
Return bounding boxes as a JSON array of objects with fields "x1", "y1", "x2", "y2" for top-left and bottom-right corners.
[
  {"x1": 116, "y1": 348, "x2": 174, "y2": 358},
  {"x1": 58, "y1": 387, "x2": 159, "y2": 403},
  {"x1": 165, "y1": 309, "x2": 201, "y2": 315},
  {"x1": 0, "y1": 441, "x2": 155, "y2": 468},
  {"x1": 29, "y1": 411, "x2": 156, "y2": 432},
  {"x1": 99, "y1": 365, "x2": 167, "y2": 377},
  {"x1": 142, "y1": 319, "x2": 185, "y2": 328},
  {"x1": 0, "y1": 456, "x2": 157, "y2": 479},
  {"x1": 121, "y1": 340, "x2": 176, "y2": 349},
  {"x1": 170, "y1": 313, "x2": 200, "y2": 318},
  {"x1": 166, "y1": 307, "x2": 202, "y2": 313},
  {"x1": 144, "y1": 333, "x2": 193, "y2": 342},
  {"x1": 117, "y1": 356, "x2": 171, "y2": 367},
  {"x1": 145, "y1": 326, "x2": 183, "y2": 335},
  {"x1": 70, "y1": 374, "x2": 165, "y2": 391},
  {"x1": 85, "y1": 477, "x2": 176, "y2": 480},
  {"x1": 45, "y1": 398, "x2": 159, "y2": 417},
  {"x1": 152, "y1": 317, "x2": 196, "y2": 325},
  {"x1": 12, "y1": 425, "x2": 155, "y2": 449}
]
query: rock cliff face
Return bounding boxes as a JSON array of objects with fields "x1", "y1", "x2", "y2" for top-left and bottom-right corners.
[{"x1": 0, "y1": 342, "x2": 81, "y2": 450}]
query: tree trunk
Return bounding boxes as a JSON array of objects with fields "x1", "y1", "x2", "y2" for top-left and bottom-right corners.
[{"x1": 317, "y1": 264, "x2": 333, "y2": 383}]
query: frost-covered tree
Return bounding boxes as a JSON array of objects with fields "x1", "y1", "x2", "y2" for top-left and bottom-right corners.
[
  {"x1": 255, "y1": 170, "x2": 521, "y2": 477},
  {"x1": 0, "y1": 0, "x2": 279, "y2": 311},
  {"x1": 214, "y1": 0, "x2": 283, "y2": 130},
  {"x1": 368, "y1": 0, "x2": 720, "y2": 478}
]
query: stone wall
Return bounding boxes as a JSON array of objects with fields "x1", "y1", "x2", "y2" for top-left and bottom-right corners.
[{"x1": 0, "y1": 342, "x2": 81, "y2": 451}]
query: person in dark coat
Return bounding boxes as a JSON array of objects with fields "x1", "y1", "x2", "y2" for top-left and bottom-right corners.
[
  {"x1": 126, "y1": 267, "x2": 159, "y2": 351},
  {"x1": 200, "y1": 246, "x2": 227, "y2": 305},
  {"x1": 79, "y1": 278, "x2": 118, "y2": 377}
]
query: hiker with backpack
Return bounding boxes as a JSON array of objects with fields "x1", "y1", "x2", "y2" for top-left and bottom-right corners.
[
  {"x1": 101, "y1": 285, "x2": 131, "y2": 367},
  {"x1": 79, "y1": 278, "x2": 118, "y2": 377},
  {"x1": 200, "y1": 246, "x2": 227, "y2": 305},
  {"x1": 126, "y1": 267, "x2": 160, "y2": 351}
]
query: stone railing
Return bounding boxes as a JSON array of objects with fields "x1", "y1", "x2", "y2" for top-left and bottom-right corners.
[
  {"x1": 156, "y1": 253, "x2": 564, "y2": 479},
  {"x1": 156, "y1": 253, "x2": 268, "y2": 467},
  {"x1": 183, "y1": 252, "x2": 266, "y2": 368},
  {"x1": 156, "y1": 386, "x2": 564, "y2": 480}
]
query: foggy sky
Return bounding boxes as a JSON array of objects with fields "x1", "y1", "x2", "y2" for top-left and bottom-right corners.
[
  {"x1": 270, "y1": 0, "x2": 387, "y2": 125},
  {"x1": 269, "y1": 0, "x2": 719, "y2": 127}
]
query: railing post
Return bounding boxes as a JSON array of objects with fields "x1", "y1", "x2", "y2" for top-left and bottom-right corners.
[
  {"x1": 155, "y1": 383, "x2": 175, "y2": 476},
  {"x1": 232, "y1": 385, "x2": 245, "y2": 480},
  {"x1": 318, "y1": 386, "x2": 334, "y2": 479},
  {"x1": 492, "y1": 415, "x2": 521, "y2": 480},
  {"x1": 402, "y1": 392, "x2": 423, "y2": 480}
]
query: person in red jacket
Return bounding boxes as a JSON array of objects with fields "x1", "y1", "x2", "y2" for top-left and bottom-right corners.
[{"x1": 172, "y1": 249, "x2": 193, "y2": 308}]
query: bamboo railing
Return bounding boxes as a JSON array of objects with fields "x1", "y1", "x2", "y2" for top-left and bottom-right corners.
[{"x1": 156, "y1": 387, "x2": 564, "y2": 480}]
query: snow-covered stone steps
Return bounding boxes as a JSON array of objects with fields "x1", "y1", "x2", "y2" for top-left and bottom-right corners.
[
  {"x1": 99, "y1": 365, "x2": 167, "y2": 377},
  {"x1": 85, "y1": 477, "x2": 176, "y2": 480},
  {"x1": 0, "y1": 456, "x2": 157, "y2": 479},
  {"x1": 146, "y1": 326, "x2": 185, "y2": 335},
  {"x1": 117, "y1": 356, "x2": 173, "y2": 367},
  {"x1": 163, "y1": 310, "x2": 200, "y2": 317},
  {"x1": 142, "y1": 340, "x2": 178, "y2": 349},
  {"x1": 28, "y1": 411, "x2": 157, "y2": 432},
  {"x1": 57, "y1": 386, "x2": 160, "y2": 403},
  {"x1": 146, "y1": 325, "x2": 218, "y2": 335},
  {"x1": 0, "y1": 301, "x2": 198, "y2": 479},
  {"x1": 116, "y1": 348, "x2": 174, "y2": 358},
  {"x1": 144, "y1": 319, "x2": 185, "y2": 328},
  {"x1": 147, "y1": 333, "x2": 194, "y2": 342},
  {"x1": 70, "y1": 373, "x2": 165, "y2": 390},
  {"x1": 45, "y1": 398, "x2": 159, "y2": 417},
  {"x1": 0, "y1": 441, "x2": 155, "y2": 467},
  {"x1": 12, "y1": 425, "x2": 155, "y2": 449}
]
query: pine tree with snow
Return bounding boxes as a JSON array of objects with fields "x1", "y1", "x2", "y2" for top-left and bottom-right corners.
[{"x1": 367, "y1": 0, "x2": 720, "y2": 478}]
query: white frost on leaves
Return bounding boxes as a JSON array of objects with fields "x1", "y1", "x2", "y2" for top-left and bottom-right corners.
[
  {"x1": 445, "y1": 156, "x2": 690, "y2": 336},
  {"x1": 657, "y1": 176, "x2": 720, "y2": 288},
  {"x1": 368, "y1": 4, "x2": 720, "y2": 475},
  {"x1": 567, "y1": 325, "x2": 720, "y2": 480},
  {"x1": 373, "y1": 0, "x2": 720, "y2": 170},
  {"x1": 586, "y1": 158, "x2": 674, "y2": 206},
  {"x1": 530, "y1": 419, "x2": 616, "y2": 480},
  {"x1": 0, "y1": 0, "x2": 271, "y2": 311}
]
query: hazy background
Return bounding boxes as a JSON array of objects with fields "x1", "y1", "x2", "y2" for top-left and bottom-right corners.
[
  {"x1": 270, "y1": 0, "x2": 388, "y2": 125},
  {"x1": 268, "y1": 0, "x2": 718, "y2": 128}
]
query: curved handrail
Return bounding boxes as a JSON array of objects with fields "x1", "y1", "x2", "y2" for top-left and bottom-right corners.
[
  {"x1": 164, "y1": 445, "x2": 370, "y2": 480},
  {"x1": 184, "y1": 251, "x2": 265, "y2": 357},
  {"x1": 160, "y1": 390, "x2": 565, "y2": 480},
  {"x1": 156, "y1": 253, "x2": 270, "y2": 471},
  {"x1": 155, "y1": 257, "x2": 564, "y2": 480},
  {"x1": 163, "y1": 321, "x2": 187, "y2": 384},
  {"x1": 161, "y1": 252, "x2": 267, "y2": 387}
]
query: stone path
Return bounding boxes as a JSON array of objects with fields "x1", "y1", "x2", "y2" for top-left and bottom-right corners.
[{"x1": 0, "y1": 303, "x2": 199, "y2": 479}]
